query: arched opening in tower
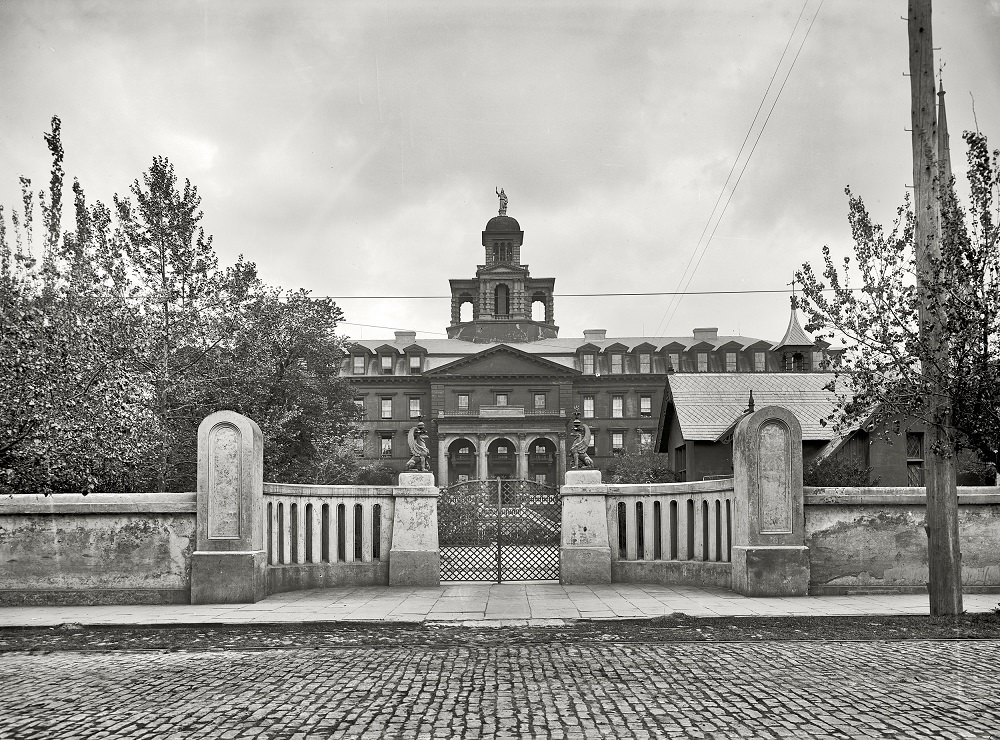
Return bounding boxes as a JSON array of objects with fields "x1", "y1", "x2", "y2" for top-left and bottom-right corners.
[{"x1": 495, "y1": 284, "x2": 509, "y2": 317}]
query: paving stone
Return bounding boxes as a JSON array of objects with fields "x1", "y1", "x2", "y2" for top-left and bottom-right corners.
[{"x1": 1, "y1": 639, "x2": 998, "y2": 738}]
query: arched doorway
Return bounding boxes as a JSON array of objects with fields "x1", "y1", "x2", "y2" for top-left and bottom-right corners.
[
  {"x1": 527, "y1": 437, "x2": 557, "y2": 484},
  {"x1": 487, "y1": 437, "x2": 516, "y2": 479},
  {"x1": 447, "y1": 438, "x2": 477, "y2": 485}
]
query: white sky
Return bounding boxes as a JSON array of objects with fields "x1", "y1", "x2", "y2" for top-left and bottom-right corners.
[{"x1": 2, "y1": 0, "x2": 998, "y2": 344}]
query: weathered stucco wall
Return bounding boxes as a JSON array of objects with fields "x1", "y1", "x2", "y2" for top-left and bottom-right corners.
[
  {"x1": 804, "y1": 487, "x2": 1000, "y2": 594},
  {"x1": 0, "y1": 493, "x2": 196, "y2": 605}
]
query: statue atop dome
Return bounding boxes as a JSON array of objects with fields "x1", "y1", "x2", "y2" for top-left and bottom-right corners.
[{"x1": 496, "y1": 187, "x2": 508, "y2": 216}]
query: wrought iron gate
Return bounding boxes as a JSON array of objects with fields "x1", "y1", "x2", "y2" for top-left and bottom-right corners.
[{"x1": 438, "y1": 479, "x2": 561, "y2": 582}]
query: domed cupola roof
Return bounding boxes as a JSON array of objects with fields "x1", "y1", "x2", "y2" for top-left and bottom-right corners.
[{"x1": 485, "y1": 214, "x2": 521, "y2": 232}]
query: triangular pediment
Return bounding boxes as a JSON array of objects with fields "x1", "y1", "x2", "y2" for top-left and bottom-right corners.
[{"x1": 425, "y1": 345, "x2": 578, "y2": 377}]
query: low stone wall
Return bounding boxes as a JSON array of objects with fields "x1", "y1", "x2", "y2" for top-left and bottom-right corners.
[
  {"x1": 0, "y1": 493, "x2": 196, "y2": 605},
  {"x1": 804, "y1": 487, "x2": 1000, "y2": 595}
]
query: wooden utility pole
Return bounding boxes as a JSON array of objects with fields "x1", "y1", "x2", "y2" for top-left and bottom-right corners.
[{"x1": 908, "y1": 0, "x2": 962, "y2": 615}]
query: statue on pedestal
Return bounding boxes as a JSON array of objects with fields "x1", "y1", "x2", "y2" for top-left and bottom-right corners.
[
  {"x1": 569, "y1": 410, "x2": 594, "y2": 470},
  {"x1": 406, "y1": 417, "x2": 431, "y2": 472},
  {"x1": 496, "y1": 187, "x2": 508, "y2": 216}
]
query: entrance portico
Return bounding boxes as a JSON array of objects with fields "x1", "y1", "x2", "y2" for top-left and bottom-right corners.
[{"x1": 436, "y1": 424, "x2": 567, "y2": 486}]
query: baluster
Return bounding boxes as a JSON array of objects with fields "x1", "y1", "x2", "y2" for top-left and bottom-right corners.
[
  {"x1": 280, "y1": 500, "x2": 292, "y2": 565},
  {"x1": 295, "y1": 500, "x2": 307, "y2": 564},
  {"x1": 677, "y1": 498, "x2": 690, "y2": 560},
  {"x1": 643, "y1": 497, "x2": 656, "y2": 561},
  {"x1": 360, "y1": 503, "x2": 373, "y2": 562},
  {"x1": 624, "y1": 499, "x2": 638, "y2": 561},
  {"x1": 707, "y1": 497, "x2": 718, "y2": 562},
  {"x1": 269, "y1": 500, "x2": 279, "y2": 565},
  {"x1": 310, "y1": 499, "x2": 323, "y2": 564},
  {"x1": 343, "y1": 499, "x2": 356, "y2": 563}
]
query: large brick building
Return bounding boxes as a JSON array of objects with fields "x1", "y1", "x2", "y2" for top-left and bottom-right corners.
[{"x1": 344, "y1": 199, "x2": 837, "y2": 486}]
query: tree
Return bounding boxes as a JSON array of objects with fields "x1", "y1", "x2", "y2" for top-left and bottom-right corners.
[
  {"x1": 0, "y1": 117, "x2": 155, "y2": 494},
  {"x1": 795, "y1": 130, "x2": 999, "y2": 614},
  {"x1": 605, "y1": 448, "x2": 679, "y2": 485},
  {"x1": 2, "y1": 118, "x2": 362, "y2": 493},
  {"x1": 112, "y1": 158, "x2": 219, "y2": 490}
]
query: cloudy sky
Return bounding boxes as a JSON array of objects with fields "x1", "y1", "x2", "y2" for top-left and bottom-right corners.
[{"x1": 2, "y1": 0, "x2": 999, "y2": 344}]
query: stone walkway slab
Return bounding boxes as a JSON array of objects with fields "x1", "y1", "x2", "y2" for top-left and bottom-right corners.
[{"x1": 0, "y1": 584, "x2": 997, "y2": 627}]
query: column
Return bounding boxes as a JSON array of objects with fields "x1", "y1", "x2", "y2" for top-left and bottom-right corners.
[
  {"x1": 478, "y1": 434, "x2": 488, "y2": 481},
  {"x1": 437, "y1": 436, "x2": 449, "y2": 485},
  {"x1": 731, "y1": 405, "x2": 810, "y2": 596},
  {"x1": 190, "y1": 410, "x2": 267, "y2": 604},
  {"x1": 517, "y1": 433, "x2": 528, "y2": 480}
]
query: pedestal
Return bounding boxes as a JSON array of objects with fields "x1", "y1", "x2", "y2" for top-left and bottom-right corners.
[
  {"x1": 389, "y1": 472, "x2": 441, "y2": 586},
  {"x1": 560, "y1": 469, "x2": 611, "y2": 584}
]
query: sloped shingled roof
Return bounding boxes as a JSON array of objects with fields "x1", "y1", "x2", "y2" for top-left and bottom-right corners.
[{"x1": 667, "y1": 372, "x2": 839, "y2": 441}]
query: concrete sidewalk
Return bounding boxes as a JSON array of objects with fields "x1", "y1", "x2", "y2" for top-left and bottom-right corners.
[{"x1": 2, "y1": 584, "x2": 998, "y2": 628}]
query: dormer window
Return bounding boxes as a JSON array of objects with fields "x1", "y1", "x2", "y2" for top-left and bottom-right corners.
[
  {"x1": 725, "y1": 352, "x2": 737, "y2": 372},
  {"x1": 697, "y1": 352, "x2": 708, "y2": 372},
  {"x1": 380, "y1": 355, "x2": 394, "y2": 375},
  {"x1": 408, "y1": 355, "x2": 422, "y2": 374},
  {"x1": 668, "y1": 352, "x2": 680, "y2": 371},
  {"x1": 610, "y1": 353, "x2": 623, "y2": 374},
  {"x1": 582, "y1": 354, "x2": 595, "y2": 375},
  {"x1": 638, "y1": 353, "x2": 651, "y2": 373},
  {"x1": 754, "y1": 351, "x2": 766, "y2": 372},
  {"x1": 353, "y1": 355, "x2": 366, "y2": 375}
]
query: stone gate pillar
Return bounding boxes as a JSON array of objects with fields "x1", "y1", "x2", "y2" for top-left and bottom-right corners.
[
  {"x1": 389, "y1": 473, "x2": 440, "y2": 586},
  {"x1": 732, "y1": 405, "x2": 809, "y2": 596},
  {"x1": 559, "y1": 470, "x2": 611, "y2": 584},
  {"x1": 190, "y1": 410, "x2": 267, "y2": 604}
]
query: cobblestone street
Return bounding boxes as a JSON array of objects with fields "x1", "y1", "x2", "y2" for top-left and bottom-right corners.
[{"x1": 2, "y1": 636, "x2": 998, "y2": 739}]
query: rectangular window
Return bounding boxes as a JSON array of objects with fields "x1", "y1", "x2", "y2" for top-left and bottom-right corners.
[
  {"x1": 675, "y1": 445, "x2": 687, "y2": 482},
  {"x1": 611, "y1": 395, "x2": 623, "y2": 419},
  {"x1": 582, "y1": 354, "x2": 595, "y2": 375},
  {"x1": 534, "y1": 473, "x2": 547, "y2": 484},
  {"x1": 457, "y1": 393, "x2": 470, "y2": 411},
  {"x1": 495, "y1": 393, "x2": 508, "y2": 407},
  {"x1": 697, "y1": 353, "x2": 708, "y2": 372},
  {"x1": 409, "y1": 355, "x2": 422, "y2": 374},
  {"x1": 380, "y1": 355, "x2": 393, "y2": 375},
  {"x1": 638, "y1": 353, "x2": 651, "y2": 373},
  {"x1": 611, "y1": 431, "x2": 624, "y2": 453},
  {"x1": 354, "y1": 398, "x2": 365, "y2": 418},
  {"x1": 380, "y1": 397, "x2": 392, "y2": 420},
  {"x1": 583, "y1": 395, "x2": 595, "y2": 419},
  {"x1": 408, "y1": 398, "x2": 421, "y2": 419},
  {"x1": 812, "y1": 350, "x2": 825, "y2": 370},
  {"x1": 640, "y1": 395, "x2": 652, "y2": 417},
  {"x1": 353, "y1": 355, "x2": 366, "y2": 375},
  {"x1": 668, "y1": 353, "x2": 680, "y2": 371},
  {"x1": 906, "y1": 432, "x2": 925, "y2": 486},
  {"x1": 353, "y1": 434, "x2": 365, "y2": 458},
  {"x1": 534, "y1": 444, "x2": 546, "y2": 455},
  {"x1": 754, "y1": 351, "x2": 766, "y2": 372},
  {"x1": 380, "y1": 434, "x2": 393, "y2": 458},
  {"x1": 639, "y1": 431, "x2": 653, "y2": 449},
  {"x1": 533, "y1": 393, "x2": 546, "y2": 410},
  {"x1": 457, "y1": 474, "x2": 470, "y2": 483},
  {"x1": 610, "y1": 353, "x2": 623, "y2": 374},
  {"x1": 726, "y1": 352, "x2": 737, "y2": 372}
]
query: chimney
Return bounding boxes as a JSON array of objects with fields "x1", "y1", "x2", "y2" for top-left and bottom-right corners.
[
  {"x1": 692, "y1": 327, "x2": 718, "y2": 341},
  {"x1": 582, "y1": 329, "x2": 607, "y2": 341},
  {"x1": 394, "y1": 330, "x2": 417, "y2": 343}
]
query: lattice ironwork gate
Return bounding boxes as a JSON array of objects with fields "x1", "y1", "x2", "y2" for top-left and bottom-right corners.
[{"x1": 438, "y1": 479, "x2": 562, "y2": 582}]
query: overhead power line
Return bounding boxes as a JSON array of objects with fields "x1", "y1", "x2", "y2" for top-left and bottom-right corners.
[
  {"x1": 653, "y1": 0, "x2": 825, "y2": 336},
  {"x1": 316, "y1": 287, "x2": 852, "y2": 300}
]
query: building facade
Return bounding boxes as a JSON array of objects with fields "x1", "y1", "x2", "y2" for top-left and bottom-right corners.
[{"x1": 345, "y1": 198, "x2": 836, "y2": 486}]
